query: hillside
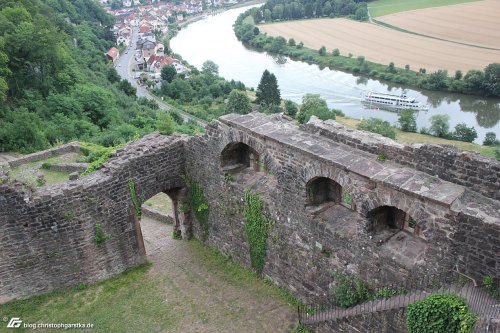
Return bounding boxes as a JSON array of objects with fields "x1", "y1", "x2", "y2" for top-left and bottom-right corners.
[{"x1": 0, "y1": 0, "x2": 159, "y2": 153}]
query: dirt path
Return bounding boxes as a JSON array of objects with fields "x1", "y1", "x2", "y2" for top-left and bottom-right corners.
[{"x1": 140, "y1": 216, "x2": 297, "y2": 333}]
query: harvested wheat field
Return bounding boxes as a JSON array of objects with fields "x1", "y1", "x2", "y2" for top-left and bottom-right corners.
[
  {"x1": 259, "y1": 18, "x2": 500, "y2": 74},
  {"x1": 378, "y1": 0, "x2": 500, "y2": 49}
]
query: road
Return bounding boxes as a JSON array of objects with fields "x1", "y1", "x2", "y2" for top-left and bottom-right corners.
[{"x1": 114, "y1": 27, "x2": 207, "y2": 126}]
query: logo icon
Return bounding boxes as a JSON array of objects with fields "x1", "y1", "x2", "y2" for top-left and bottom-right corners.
[{"x1": 6, "y1": 318, "x2": 22, "y2": 328}]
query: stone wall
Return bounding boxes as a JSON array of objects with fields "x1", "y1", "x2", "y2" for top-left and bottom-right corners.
[
  {"x1": 4, "y1": 142, "x2": 81, "y2": 168},
  {"x1": 0, "y1": 133, "x2": 187, "y2": 303},
  {"x1": 1, "y1": 113, "x2": 499, "y2": 307},
  {"x1": 303, "y1": 118, "x2": 500, "y2": 201},
  {"x1": 185, "y1": 113, "x2": 500, "y2": 304}
]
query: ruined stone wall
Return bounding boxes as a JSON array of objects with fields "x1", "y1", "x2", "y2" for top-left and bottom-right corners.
[
  {"x1": 185, "y1": 113, "x2": 500, "y2": 304},
  {"x1": 304, "y1": 119, "x2": 500, "y2": 201},
  {"x1": 1, "y1": 113, "x2": 499, "y2": 306},
  {"x1": 0, "y1": 133, "x2": 186, "y2": 303}
]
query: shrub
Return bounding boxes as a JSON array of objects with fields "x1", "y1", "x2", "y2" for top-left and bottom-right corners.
[
  {"x1": 483, "y1": 132, "x2": 499, "y2": 146},
  {"x1": 332, "y1": 48, "x2": 340, "y2": 56},
  {"x1": 156, "y1": 112, "x2": 175, "y2": 135},
  {"x1": 357, "y1": 118, "x2": 396, "y2": 139},
  {"x1": 406, "y1": 293, "x2": 477, "y2": 333},
  {"x1": 318, "y1": 46, "x2": 327, "y2": 56},
  {"x1": 329, "y1": 271, "x2": 370, "y2": 308},
  {"x1": 398, "y1": 109, "x2": 417, "y2": 132},
  {"x1": 429, "y1": 114, "x2": 450, "y2": 138},
  {"x1": 452, "y1": 123, "x2": 477, "y2": 142}
]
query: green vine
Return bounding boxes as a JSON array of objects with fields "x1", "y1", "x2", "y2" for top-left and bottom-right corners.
[
  {"x1": 93, "y1": 223, "x2": 109, "y2": 246},
  {"x1": 243, "y1": 190, "x2": 272, "y2": 275},
  {"x1": 128, "y1": 178, "x2": 142, "y2": 218},
  {"x1": 182, "y1": 175, "x2": 209, "y2": 239}
]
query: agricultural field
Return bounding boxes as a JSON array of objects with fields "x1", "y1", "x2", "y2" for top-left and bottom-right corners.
[
  {"x1": 376, "y1": 0, "x2": 500, "y2": 49},
  {"x1": 258, "y1": 18, "x2": 500, "y2": 74},
  {"x1": 368, "y1": 0, "x2": 479, "y2": 17}
]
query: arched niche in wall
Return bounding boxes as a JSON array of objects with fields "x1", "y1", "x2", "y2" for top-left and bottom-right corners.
[
  {"x1": 220, "y1": 142, "x2": 261, "y2": 174},
  {"x1": 306, "y1": 177, "x2": 342, "y2": 206}
]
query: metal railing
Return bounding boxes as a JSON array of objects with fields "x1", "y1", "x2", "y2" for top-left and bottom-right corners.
[{"x1": 298, "y1": 270, "x2": 500, "y2": 329}]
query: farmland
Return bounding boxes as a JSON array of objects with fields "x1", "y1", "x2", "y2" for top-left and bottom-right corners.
[
  {"x1": 376, "y1": 0, "x2": 500, "y2": 49},
  {"x1": 368, "y1": 0, "x2": 479, "y2": 17},
  {"x1": 259, "y1": 0, "x2": 500, "y2": 74}
]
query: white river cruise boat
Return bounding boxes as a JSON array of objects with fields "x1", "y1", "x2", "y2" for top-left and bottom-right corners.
[{"x1": 362, "y1": 91, "x2": 429, "y2": 111}]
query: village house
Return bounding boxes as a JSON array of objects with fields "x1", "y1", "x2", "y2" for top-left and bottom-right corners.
[{"x1": 105, "y1": 47, "x2": 120, "y2": 64}]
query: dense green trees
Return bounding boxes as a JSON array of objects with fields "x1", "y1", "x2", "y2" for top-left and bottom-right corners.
[
  {"x1": 259, "y1": 0, "x2": 369, "y2": 22},
  {"x1": 0, "y1": 0, "x2": 162, "y2": 152},
  {"x1": 357, "y1": 118, "x2": 396, "y2": 139},
  {"x1": 161, "y1": 65, "x2": 177, "y2": 83},
  {"x1": 256, "y1": 70, "x2": 281, "y2": 108}
]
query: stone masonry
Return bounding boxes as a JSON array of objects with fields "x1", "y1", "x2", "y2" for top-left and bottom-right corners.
[{"x1": 1, "y1": 113, "x2": 499, "y2": 307}]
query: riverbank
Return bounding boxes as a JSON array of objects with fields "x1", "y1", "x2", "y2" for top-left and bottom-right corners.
[{"x1": 235, "y1": 8, "x2": 499, "y2": 99}]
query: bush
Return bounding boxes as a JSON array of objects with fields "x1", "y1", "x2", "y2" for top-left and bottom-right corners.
[
  {"x1": 398, "y1": 109, "x2": 417, "y2": 132},
  {"x1": 156, "y1": 112, "x2": 175, "y2": 135},
  {"x1": 357, "y1": 118, "x2": 396, "y2": 139},
  {"x1": 496, "y1": 146, "x2": 500, "y2": 161},
  {"x1": 332, "y1": 48, "x2": 340, "y2": 56},
  {"x1": 429, "y1": 114, "x2": 450, "y2": 138},
  {"x1": 483, "y1": 132, "x2": 499, "y2": 146},
  {"x1": 406, "y1": 293, "x2": 477, "y2": 333},
  {"x1": 329, "y1": 271, "x2": 370, "y2": 308},
  {"x1": 452, "y1": 123, "x2": 477, "y2": 142}
]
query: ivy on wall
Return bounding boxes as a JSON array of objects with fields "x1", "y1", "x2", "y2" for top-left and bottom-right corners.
[
  {"x1": 243, "y1": 190, "x2": 272, "y2": 275},
  {"x1": 182, "y1": 175, "x2": 209, "y2": 239},
  {"x1": 128, "y1": 178, "x2": 142, "y2": 218}
]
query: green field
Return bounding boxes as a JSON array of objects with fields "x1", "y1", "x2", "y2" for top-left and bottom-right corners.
[{"x1": 368, "y1": 0, "x2": 479, "y2": 17}]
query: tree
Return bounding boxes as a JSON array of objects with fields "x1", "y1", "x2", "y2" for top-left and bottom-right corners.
[
  {"x1": 284, "y1": 100, "x2": 298, "y2": 118},
  {"x1": 288, "y1": 38, "x2": 296, "y2": 47},
  {"x1": 454, "y1": 70, "x2": 463, "y2": 80},
  {"x1": 227, "y1": 89, "x2": 251, "y2": 114},
  {"x1": 318, "y1": 46, "x2": 327, "y2": 56},
  {"x1": 452, "y1": 123, "x2": 477, "y2": 142},
  {"x1": 357, "y1": 118, "x2": 396, "y2": 139},
  {"x1": 429, "y1": 114, "x2": 450, "y2": 138},
  {"x1": 201, "y1": 60, "x2": 219, "y2": 76},
  {"x1": 297, "y1": 94, "x2": 334, "y2": 124},
  {"x1": 161, "y1": 65, "x2": 177, "y2": 83},
  {"x1": 255, "y1": 70, "x2": 281, "y2": 108},
  {"x1": 269, "y1": 36, "x2": 286, "y2": 53},
  {"x1": 119, "y1": 79, "x2": 137, "y2": 97},
  {"x1": 483, "y1": 132, "x2": 499, "y2": 146},
  {"x1": 156, "y1": 112, "x2": 175, "y2": 135},
  {"x1": 483, "y1": 63, "x2": 500, "y2": 97},
  {"x1": 332, "y1": 48, "x2": 340, "y2": 56},
  {"x1": 398, "y1": 109, "x2": 417, "y2": 132}
]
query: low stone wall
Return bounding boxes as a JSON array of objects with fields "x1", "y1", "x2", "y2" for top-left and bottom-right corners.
[
  {"x1": 4, "y1": 142, "x2": 81, "y2": 168},
  {"x1": 48, "y1": 162, "x2": 88, "y2": 173},
  {"x1": 308, "y1": 308, "x2": 407, "y2": 333},
  {"x1": 303, "y1": 118, "x2": 500, "y2": 201},
  {"x1": 142, "y1": 205, "x2": 174, "y2": 224}
]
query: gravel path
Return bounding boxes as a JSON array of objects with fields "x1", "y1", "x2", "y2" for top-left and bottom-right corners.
[{"x1": 141, "y1": 216, "x2": 297, "y2": 333}]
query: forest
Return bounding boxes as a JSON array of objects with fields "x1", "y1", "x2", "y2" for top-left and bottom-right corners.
[{"x1": 0, "y1": 0, "x2": 165, "y2": 153}]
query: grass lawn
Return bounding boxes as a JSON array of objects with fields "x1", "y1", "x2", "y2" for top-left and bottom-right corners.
[
  {"x1": 143, "y1": 192, "x2": 173, "y2": 213},
  {"x1": 368, "y1": 0, "x2": 479, "y2": 17},
  {"x1": 0, "y1": 238, "x2": 304, "y2": 333},
  {"x1": 335, "y1": 116, "x2": 497, "y2": 158}
]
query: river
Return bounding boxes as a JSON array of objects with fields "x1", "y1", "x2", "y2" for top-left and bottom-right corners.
[{"x1": 170, "y1": 5, "x2": 500, "y2": 143}]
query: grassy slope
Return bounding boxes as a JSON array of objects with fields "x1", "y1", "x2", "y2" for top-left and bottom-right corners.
[
  {"x1": 0, "y1": 241, "x2": 299, "y2": 333},
  {"x1": 368, "y1": 0, "x2": 479, "y2": 17},
  {"x1": 335, "y1": 116, "x2": 496, "y2": 158}
]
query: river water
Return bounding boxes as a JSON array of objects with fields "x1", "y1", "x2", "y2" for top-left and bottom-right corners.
[{"x1": 170, "y1": 5, "x2": 500, "y2": 143}]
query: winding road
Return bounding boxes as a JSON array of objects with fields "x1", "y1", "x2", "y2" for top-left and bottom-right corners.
[{"x1": 114, "y1": 27, "x2": 207, "y2": 126}]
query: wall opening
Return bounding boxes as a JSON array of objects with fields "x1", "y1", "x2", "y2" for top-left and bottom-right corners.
[
  {"x1": 221, "y1": 142, "x2": 261, "y2": 174},
  {"x1": 306, "y1": 177, "x2": 342, "y2": 206},
  {"x1": 367, "y1": 205, "x2": 425, "y2": 240}
]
